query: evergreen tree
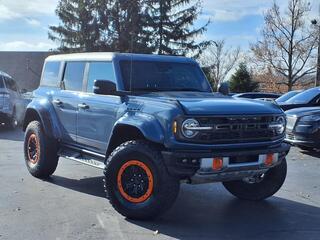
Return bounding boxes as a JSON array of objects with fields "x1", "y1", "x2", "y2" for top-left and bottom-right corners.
[
  {"x1": 49, "y1": 0, "x2": 210, "y2": 55},
  {"x1": 49, "y1": 0, "x2": 101, "y2": 52},
  {"x1": 146, "y1": 0, "x2": 210, "y2": 57},
  {"x1": 100, "y1": 0, "x2": 154, "y2": 53},
  {"x1": 229, "y1": 63, "x2": 259, "y2": 93}
]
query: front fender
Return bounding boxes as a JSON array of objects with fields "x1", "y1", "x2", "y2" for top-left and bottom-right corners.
[
  {"x1": 114, "y1": 112, "x2": 165, "y2": 144},
  {"x1": 23, "y1": 99, "x2": 62, "y2": 140}
]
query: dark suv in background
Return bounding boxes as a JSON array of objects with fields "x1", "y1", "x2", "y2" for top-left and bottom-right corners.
[{"x1": 23, "y1": 53, "x2": 290, "y2": 220}]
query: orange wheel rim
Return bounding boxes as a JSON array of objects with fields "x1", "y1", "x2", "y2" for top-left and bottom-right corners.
[
  {"x1": 117, "y1": 160, "x2": 154, "y2": 203},
  {"x1": 27, "y1": 134, "x2": 40, "y2": 164}
]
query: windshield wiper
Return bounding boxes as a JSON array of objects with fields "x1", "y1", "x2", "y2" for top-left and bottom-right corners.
[
  {"x1": 169, "y1": 88, "x2": 208, "y2": 92},
  {"x1": 133, "y1": 88, "x2": 208, "y2": 93},
  {"x1": 133, "y1": 88, "x2": 162, "y2": 92}
]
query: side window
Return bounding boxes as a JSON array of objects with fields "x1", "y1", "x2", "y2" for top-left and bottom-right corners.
[
  {"x1": 10, "y1": 79, "x2": 18, "y2": 92},
  {"x1": 42, "y1": 61, "x2": 61, "y2": 87},
  {"x1": 87, "y1": 62, "x2": 115, "y2": 93},
  {"x1": 315, "y1": 94, "x2": 320, "y2": 104},
  {"x1": 5, "y1": 78, "x2": 18, "y2": 92},
  {"x1": 0, "y1": 76, "x2": 4, "y2": 88},
  {"x1": 63, "y1": 62, "x2": 86, "y2": 91}
]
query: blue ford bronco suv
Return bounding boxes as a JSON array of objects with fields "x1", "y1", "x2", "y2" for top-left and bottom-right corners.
[{"x1": 23, "y1": 53, "x2": 290, "y2": 220}]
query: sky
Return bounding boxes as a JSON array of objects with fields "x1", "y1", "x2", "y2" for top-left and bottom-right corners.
[{"x1": 0, "y1": 0, "x2": 318, "y2": 52}]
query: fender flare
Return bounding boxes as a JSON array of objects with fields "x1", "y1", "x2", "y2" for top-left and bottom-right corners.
[
  {"x1": 23, "y1": 99, "x2": 62, "y2": 140},
  {"x1": 111, "y1": 112, "x2": 165, "y2": 144}
]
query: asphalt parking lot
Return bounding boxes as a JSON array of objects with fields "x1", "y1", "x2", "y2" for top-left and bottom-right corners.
[{"x1": 0, "y1": 127, "x2": 319, "y2": 240}]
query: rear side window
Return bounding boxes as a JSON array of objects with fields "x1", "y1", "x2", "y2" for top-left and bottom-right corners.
[
  {"x1": 42, "y1": 61, "x2": 61, "y2": 87},
  {"x1": 0, "y1": 76, "x2": 4, "y2": 88},
  {"x1": 63, "y1": 62, "x2": 86, "y2": 91},
  {"x1": 87, "y1": 62, "x2": 115, "y2": 93}
]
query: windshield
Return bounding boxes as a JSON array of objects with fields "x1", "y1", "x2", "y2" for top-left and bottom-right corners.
[
  {"x1": 276, "y1": 91, "x2": 301, "y2": 103},
  {"x1": 285, "y1": 88, "x2": 320, "y2": 104},
  {"x1": 120, "y1": 60, "x2": 212, "y2": 92}
]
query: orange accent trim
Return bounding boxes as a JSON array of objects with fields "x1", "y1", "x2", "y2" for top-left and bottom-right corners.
[
  {"x1": 27, "y1": 134, "x2": 40, "y2": 164},
  {"x1": 213, "y1": 158, "x2": 223, "y2": 170},
  {"x1": 117, "y1": 160, "x2": 154, "y2": 203},
  {"x1": 265, "y1": 154, "x2": 274, "y2": 166}
]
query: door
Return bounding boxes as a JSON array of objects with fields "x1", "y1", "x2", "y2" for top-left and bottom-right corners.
[
  {"x1": 52, "y1": 61, "x2": 86, "y2": 143},
  {"x1": 4, "y1": 77, "x2": 21, "y2": 116},
  {"x1": 77, "y1": 62, "x2": 121, "y2": 153}
]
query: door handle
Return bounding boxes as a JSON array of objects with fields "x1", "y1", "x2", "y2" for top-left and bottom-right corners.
[
  {"x1": 53, "y1": 99, "x2": 63, "y2": 106},
  {"x1": 78, "y1": 103, "x2": 89, "y2": 110}
]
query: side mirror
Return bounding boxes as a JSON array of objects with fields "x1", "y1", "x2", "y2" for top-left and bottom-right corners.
[
  {"x1": 93, "y1": 80, "x2": 117, "y2": 95},
  {"x1": 20, "y1": 89, "x2": 27, "y2": 94},
  {"x1": 218, "y1": 82, "x2": 230, "y2": 96}
]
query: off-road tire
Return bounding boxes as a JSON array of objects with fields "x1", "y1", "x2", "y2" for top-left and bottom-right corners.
[
  {"x1": 24, "y1": 121, "x2": 59, "y2": 178},
  {"x1": 223, "y1": 159, "x2": 287, "y2": 201},
  {"x1": 104, "y1": 140, "x2": 180, "y2": 220}
]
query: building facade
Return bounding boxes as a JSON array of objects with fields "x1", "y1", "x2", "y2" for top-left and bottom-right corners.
[{"x1": 0, "y1": 51, "x2": 52, "y2": 91}]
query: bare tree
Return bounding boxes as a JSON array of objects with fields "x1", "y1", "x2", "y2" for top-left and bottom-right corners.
[
  {"x1": 251, "y1": 0, "x2": 318, "y2": 91},
  {"x1": 200, "y1": 40, "x2": 240, "y2": 89}
]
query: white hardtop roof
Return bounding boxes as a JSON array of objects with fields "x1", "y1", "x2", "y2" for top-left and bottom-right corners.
[
  {"x1": 46, "y1": 52, "x2": 116, "y2": 62},
  {"x1": 0, "y1": 70, "x2": 12, "y2": 79},
  {"x1": 45, "y1": 52, "x2": 195, "y2": 63}
]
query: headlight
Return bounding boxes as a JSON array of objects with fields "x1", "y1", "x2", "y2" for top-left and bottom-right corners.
[
  {"x1": 181, "y1": 119, "x2": 200, "y2": 138},
  {"x1": 300, "y1": 115, "x2": 320, "y2": 122},
  {"x1": 269, "y1": 116, "x2": 286, "y2": 134}
]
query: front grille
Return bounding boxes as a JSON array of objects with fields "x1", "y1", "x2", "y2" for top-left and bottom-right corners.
[{"x1": 191, "y1": 115, "x2": 282, "y2": 144}]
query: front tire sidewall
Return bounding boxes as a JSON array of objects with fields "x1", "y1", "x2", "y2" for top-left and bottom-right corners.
[
  {"x1": 24, "y1": 121, "x2": 58, "y2": 178},
  {"x1": 109, "y1": 152, "x2": 159, "y2": 211},
  {"x1": 105, "y1": 141, "x2": 180, "y2": 220}
]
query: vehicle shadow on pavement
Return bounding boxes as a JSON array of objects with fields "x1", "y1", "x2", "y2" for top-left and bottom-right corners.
[
  {"x1": 0, "y1": 126, "x2": 24, "y2": 141},
  {"x1": 128, "y1": 184, "x2": 320, "y2": 240},
  {"x1": 299, "y1": 150, "x2": 320, "y2": 158},
  {"x1": 46, "y1": 175, "x2": 106, "y2": 198}
]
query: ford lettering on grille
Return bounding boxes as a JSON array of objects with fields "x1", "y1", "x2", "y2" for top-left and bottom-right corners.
[{"x1": 193, "y1": 116, "x2": 282, "y2": 144}]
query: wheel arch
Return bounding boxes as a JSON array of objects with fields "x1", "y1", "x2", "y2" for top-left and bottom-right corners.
[
  {"x1": 106, "y1": 116, "x2": 165, "y2": 155},
  {"x1": 23, "y1": 103, "x2": 62, "y2": 140}
]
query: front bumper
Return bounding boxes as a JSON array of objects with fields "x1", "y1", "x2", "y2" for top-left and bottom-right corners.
[
  {"x1": 162, "y1": 143, "x2": 290, "y2": 183},
  {"x1": 0, "y1": 111, "x2": 11, "y2": 124},
  {"x1": 285, "y1": 132, "x2": 319, "y2": 148},
  {"x1": 285, "y1": 123, "x2": 320, "y2": 148}
]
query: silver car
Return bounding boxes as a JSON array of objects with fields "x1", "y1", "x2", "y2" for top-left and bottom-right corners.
[{"x1": 0, "y1": 71, "x2": 26, "y2": 128}]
